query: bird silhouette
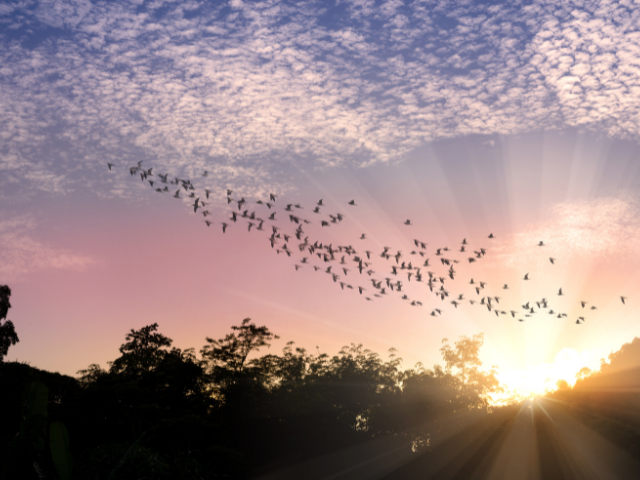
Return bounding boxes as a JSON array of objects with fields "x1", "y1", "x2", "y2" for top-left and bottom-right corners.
[{"x1": 115, "y1": 160, "x2": 618, "y2": 324}]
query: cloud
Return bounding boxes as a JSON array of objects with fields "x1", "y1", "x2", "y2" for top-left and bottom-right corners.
[
  {"x1": 0, "y1": 216, "x2": 98, "y2": 280},
  {"x1": 1, "y1": 0, "x2": 640, "y2": 198},
  {"x1": 490, "y1": 194, "x2": 640, "y2": 269}
]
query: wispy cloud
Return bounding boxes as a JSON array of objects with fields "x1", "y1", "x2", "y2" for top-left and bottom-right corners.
[
  {"x1": 1, "y1": 0, "x2": 639, "y2": 197},
  {"x1": 0, "y1": 216, "x2": 98, "y2": 280},
  {"x1": 490, "y1": 194, "x2": 640, "y2": 269}
]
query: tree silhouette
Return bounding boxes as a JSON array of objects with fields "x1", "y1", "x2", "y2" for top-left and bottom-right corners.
[
  {"x1": 0, "y1": 285, "x2": 19, "y2": 363},
  {"x1": 200, "y1": 318, "x2": 279, "y2": 375},
  {"x1": 439, "y1": 333, "x2": 501, "y2": 406},
  {"x1": 108, "y1": 322, "x2": 173, "y2": 377}
]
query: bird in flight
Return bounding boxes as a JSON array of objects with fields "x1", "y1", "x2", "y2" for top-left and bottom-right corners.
[{"x1": 116, "y1": 160, "x2": 622, "y2": 325}]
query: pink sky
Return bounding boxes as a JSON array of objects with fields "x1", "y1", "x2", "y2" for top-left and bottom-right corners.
[{"x1": 3, "y1": 131, "x2": 640, "y2": 400}]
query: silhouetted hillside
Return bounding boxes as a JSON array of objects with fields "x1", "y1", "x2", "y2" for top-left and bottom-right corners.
[
  {"x1": 547, "y1": 337, "x2": 640, "y2": 461},
  {"x1": 574, "y1": 337, "x2": 640, "y2": 392}
]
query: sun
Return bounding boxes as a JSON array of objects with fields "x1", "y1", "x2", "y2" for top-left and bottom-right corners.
[{"x1": 489, "y1": 348, "x2": 604, "y2": 405}]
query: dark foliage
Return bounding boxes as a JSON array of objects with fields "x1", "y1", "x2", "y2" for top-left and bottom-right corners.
[
  {"x1": 1, "y1": 316, "x2": 503, "y2": 479},
  {"x1": 6, "y1": 282, "x2": 639, "y2": 479},
  {"x1": 0, "y1": 285, "x2": 19, "y2": 362}
]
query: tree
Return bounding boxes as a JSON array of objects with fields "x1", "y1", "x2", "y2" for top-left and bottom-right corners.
[
  {"x1": 439, "y1": 333, "x2": 501, "y2": 406},
  {"x1": 200, "y1": 318, "x2": 279, "y2": 376},
  {"x1": 0, "y1": 285, "x2": 19, "y2": 362},
  {"x1": 108, "y1": 323, "x2": 173, "y2": 377}
]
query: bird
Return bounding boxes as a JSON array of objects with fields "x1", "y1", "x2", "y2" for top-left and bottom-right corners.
[
  {"x1": 116, "y1": 161, "x2": 612, "y2": 320},
  {"x1": 581, "y1": 301, "x2": 587, "y2": 308}
]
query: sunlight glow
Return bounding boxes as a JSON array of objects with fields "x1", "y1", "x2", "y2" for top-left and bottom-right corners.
[{"x1": 490, "y1": 348, "x2": 605, "y2": 405}]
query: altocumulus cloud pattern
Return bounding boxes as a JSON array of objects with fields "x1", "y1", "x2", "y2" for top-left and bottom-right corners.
[{"x1": 1, "y1": 0, "x2": 640, "y2": 195}]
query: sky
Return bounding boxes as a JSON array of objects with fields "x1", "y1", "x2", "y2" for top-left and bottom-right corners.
[{"x1": 2, "y1": 0, "x2": 640, "y2": 401}]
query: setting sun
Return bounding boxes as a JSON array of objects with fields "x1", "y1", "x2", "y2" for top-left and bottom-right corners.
[{"x1": 491, "y1": 348, "x2": 605, "y2": 405}]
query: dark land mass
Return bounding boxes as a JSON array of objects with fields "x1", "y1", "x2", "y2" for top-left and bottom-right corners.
[{"x1": 2, "y1": 284, "x2": 640, "y2": 479}]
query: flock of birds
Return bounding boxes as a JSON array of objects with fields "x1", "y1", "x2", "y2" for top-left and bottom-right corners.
[{"x1": 109, "y1": 161, "x2": 629, "y2": 325}]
